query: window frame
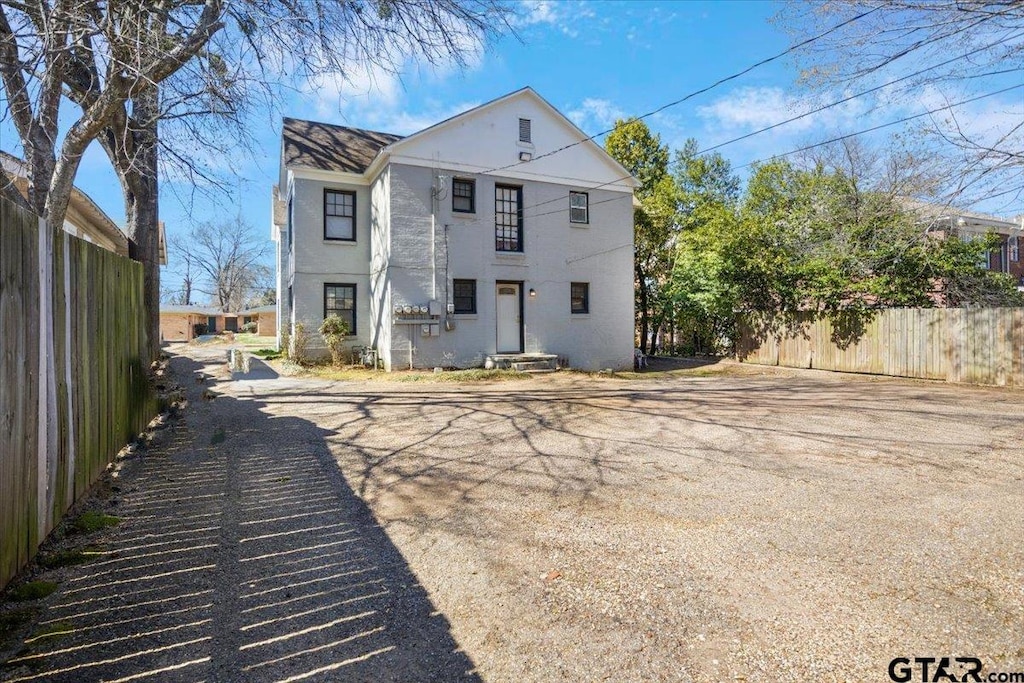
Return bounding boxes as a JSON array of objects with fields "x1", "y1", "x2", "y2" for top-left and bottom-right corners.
[
  {"x1": 323, "y1": 282, "x2": 357, "y2": 335},
  {"x1": 570, "y1": 282, "x2": 589, "y2": 315},
  {"x1": 495, "y1": 184, "x2": 524, "y2": 252},
  {"x1": 569, "y1": 191, "x2": 589, "y2": 224},
  {"x1": 452, "y1": 279, "x2": 477, "y2": 314},
  {"x1": 1010, "y1": 235, "x2": 1020, "y2": 262},
  {"x1": 287, "y1": 195, "x2": 294, "y2": 251},
  {"x1": 323, "y1": 189, "x2": 357, "y2": 242},
  {"x1": 452, "y1": 178, "x2": 476, "y2": 214}
]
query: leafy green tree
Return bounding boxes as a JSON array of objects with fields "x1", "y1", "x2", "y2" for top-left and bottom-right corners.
[{"x1": 605, "y1": 119, "x2": 677, "y2": 353}]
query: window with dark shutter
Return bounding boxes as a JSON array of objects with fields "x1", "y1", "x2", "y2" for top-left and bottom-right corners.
[
  {"x1": 452, "y1": 179, "x2": 475, "y2": 213},
  {"x1": 453, "y1": 279, "x2": 477, "y2": 314},
  {"x1": 519, "y1": 118, "x2": 531, "y2": 143},
  {"x1": 571, "y1": 282, "x2": 589, "y2": 314},
  {"x1": 569, "y1": 191, "x2": 589, "y2": 224}
]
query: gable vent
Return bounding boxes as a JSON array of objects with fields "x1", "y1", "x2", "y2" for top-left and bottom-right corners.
[{"x1": 518, "y1": 118, "x2": 531, "y2": 143}]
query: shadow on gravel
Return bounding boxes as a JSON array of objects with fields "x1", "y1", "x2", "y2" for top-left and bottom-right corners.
[{"x1": 1, "y1": 354, "x2": 477, "y2": 683}]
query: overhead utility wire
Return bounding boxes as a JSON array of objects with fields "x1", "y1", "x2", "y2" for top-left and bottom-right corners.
[
  {"x1": 733, "y1": 83, "x2": 1024, "y2": 170},
  {"x1": 695, "y1": 32, "x2": 1024, "y2": 156},
  {"x1": 476, "y1": 5, "x2": 882, "y2": 178},
  {"x1": 501, "y1": 49, "x2": 1023, "y2": 219}
]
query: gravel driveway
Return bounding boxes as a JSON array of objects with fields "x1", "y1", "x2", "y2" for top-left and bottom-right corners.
[{"x1": 3, "y1": 347, "x2": 1022, "y2": 682}]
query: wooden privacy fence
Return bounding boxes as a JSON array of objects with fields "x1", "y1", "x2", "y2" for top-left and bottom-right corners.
[
  {"x1": 737, "y1": 307, "x2": 1024, "y2": 387},
  {"x1": 1, "y1": 196, "x2": 157, "y2": 588}
]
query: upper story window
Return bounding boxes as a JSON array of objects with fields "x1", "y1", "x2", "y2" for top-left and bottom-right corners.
[
  {"x1": 453, "y1": 178, "x2": 475, "y2": 213},
  {"x1": 518, "y1": 118, "x2": 531, "y2": 144},
  {"x1": 569, "y1": 191, "x2": 589, "y2": 224},
  {"x1": 495, "y1": 184, "x2": 523, "y2": 252},
  {"x1": 324, "y1": 189, "x2": 356, "y2": 241}
]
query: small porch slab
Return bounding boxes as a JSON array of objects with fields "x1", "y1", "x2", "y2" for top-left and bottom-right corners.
[{"x1": 485, "y1": 353, "x2": 559, "y2": 373}]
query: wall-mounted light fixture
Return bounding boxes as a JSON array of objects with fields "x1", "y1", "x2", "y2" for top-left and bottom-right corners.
[
  {"x1": 519, "y1": 151, "x2": 533, "y2": 162},
  {"x1": 529, "y1": 288, "x2": 536, "y2": 297}
]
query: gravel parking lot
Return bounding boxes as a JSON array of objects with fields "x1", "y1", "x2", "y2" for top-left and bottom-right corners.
[
  {"x1": 4, "y1": 348, "x2": 1021, "y2": 682},
  {"x1": 254, "y1": 358, "x2": 1024, "y2": 682}
]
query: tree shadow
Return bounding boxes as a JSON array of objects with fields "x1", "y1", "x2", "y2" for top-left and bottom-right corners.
[{"x1": 1, "y1": 353, "x2": 478, "y2": 682}]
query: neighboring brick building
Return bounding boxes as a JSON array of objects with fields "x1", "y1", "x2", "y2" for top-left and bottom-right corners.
[{"x1": 904, "y1": 200, "x2": 1024, "y2": 291}]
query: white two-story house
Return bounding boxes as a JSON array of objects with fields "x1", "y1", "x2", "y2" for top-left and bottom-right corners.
[{"x1": 271, "y1": 87, "x2": 638, "y2": 371}]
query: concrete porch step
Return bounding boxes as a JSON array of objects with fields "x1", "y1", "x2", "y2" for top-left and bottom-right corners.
[
  {"x1": 512, "y1": 360, "x2": 558, "y2": 373},
  {"x1": 486, "y1": 353, "x2": 559, "y2": 371}
]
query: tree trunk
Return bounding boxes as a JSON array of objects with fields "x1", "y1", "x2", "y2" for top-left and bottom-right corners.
[
  {"x1": 636, "y1": 261, "x2": 650, "y2": 354},
  {"x1": 103, "y1": 88, "x2": 161, "y2": 361}
]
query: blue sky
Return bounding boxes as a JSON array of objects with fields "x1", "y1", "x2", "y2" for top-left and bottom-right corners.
[{"x1": 2, "y1": 0, "x2": 1021, "y2": 296}]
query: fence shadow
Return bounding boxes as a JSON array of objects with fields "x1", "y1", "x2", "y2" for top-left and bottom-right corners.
[{"x1": 1, "y1": 353, "x2": 478, "y2": 682}]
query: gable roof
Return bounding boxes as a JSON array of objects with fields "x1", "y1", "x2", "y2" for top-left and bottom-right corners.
[
  {"x1": 281, "y1": 118, "x2": 402, "y2": 174},
  {"x1": 384, "y1": 86, "x2": 639, "y2": 189}
]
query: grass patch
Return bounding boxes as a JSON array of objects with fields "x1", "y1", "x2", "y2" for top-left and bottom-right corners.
[
  {"x1": 251, "y1": 348, "x2": 282, "y2": 360},
  {"x1": 210, "y1": 427, "x2": 226, "y2": 445},
  {"x1": 70, "y1": 511, "x2": 121, "y2": 534},
  {"x1": 0, "y1": 608, "x2": 36, "y2": 639},
  {"x1": 37, "y1": 549, "x2": 100, "y2": 570},
  {"x1": 9, "y1": 581, "x2": 58, "y2": 602}
]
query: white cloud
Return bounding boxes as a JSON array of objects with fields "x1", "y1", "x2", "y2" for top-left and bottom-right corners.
[
  {"x1": 377, "y1": 101, "x2": 482, "y2": 136},
  {"x1": 567, "y1": 98, "x2": 627, "y2": 132}
]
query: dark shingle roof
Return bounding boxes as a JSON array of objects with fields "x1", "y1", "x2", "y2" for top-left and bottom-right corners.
[{"x1": 281, "y1": 118, "x2": 402, "y2": 174}]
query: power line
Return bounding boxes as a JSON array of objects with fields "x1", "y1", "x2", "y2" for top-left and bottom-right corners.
[
  {"x1": 476, "y1": 5, "x2": 882, "y2": 178},
  {"x1": 734, "y1": 83, "x2": 1024, "y2": 170},
  {"x1": 695, "y1": 34, "x2": 1024, "y2": 156}
]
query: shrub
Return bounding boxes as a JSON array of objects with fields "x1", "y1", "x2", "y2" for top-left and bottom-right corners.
[
  {"x1": 290, "y1": 323, "x2": 309, "y2": 363},
  {"x1": 192, "y1": 323, "x2": 208, "y2": 337},
  {"x1": 279, "y1": 324, "x2": 291, "y2": 359},
  {"x1": 240, "y1": 321, "x2": 257, "y2": 334},
  {"x1": 319, "y1": 315, "x2": 350, "y2": 366}
]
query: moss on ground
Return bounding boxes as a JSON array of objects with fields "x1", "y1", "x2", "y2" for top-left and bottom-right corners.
[
  {"x1": 8, "y1": 581, "x2": 58, "y2": 602},
  {"x1": 70, "y1": 511, "x2": 121, "y2": 534}
]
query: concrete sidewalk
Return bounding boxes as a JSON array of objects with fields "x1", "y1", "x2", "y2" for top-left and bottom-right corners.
[{"x1": 1, "y1": 348, "x2": 476, "y2": 683}]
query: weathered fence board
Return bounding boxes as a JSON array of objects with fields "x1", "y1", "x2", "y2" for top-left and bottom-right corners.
[
  {"x1": 738, "y1": 307, "x2": 1024, "y2": 387},
  {"x1": 1, "y1": 196, "x2": 157, "y2": 588}
]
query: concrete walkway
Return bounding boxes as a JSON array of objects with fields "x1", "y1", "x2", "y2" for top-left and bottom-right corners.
[{"x1": 1, "y1": 348, "x2": 476, "y2": 683}]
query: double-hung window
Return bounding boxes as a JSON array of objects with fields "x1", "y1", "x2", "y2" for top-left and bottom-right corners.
[
  {"x1": 571, "y1": 282, "x2": 589, "y2": 314},
  {"x1": 453, "y1": 279, "x2": 477, "y2": 314},
  {"x1": 453, "y1": 179, "x2": 475, "y2": 213},
  {"x1": 569, "y1": 191, "x2": 589, "y2": 224},
  {"x1": 1010, "y1": 235, "x2": 1019, "y2": 262},
  {"x1": 324, "y1": 283, "x2": 356, "y2": 334},
  {"x1": 495, "y1": 184, "x2": 523, "y2": 252},
  {"x1": 324, "y1": 189, "x2": 356, "y2": 241}
]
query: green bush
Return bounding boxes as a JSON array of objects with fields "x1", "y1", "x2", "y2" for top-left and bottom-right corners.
[
  {"x1": 240, "y1": 321, "x2": 257, "y2": 333},
  {"x1": 319, "y1": 315, "x2": 350, "y2": 366}
]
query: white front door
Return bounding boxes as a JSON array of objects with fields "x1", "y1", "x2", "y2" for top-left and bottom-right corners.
[{"x1": 496, "y1": 283, "x2": 521, "y2": 353}]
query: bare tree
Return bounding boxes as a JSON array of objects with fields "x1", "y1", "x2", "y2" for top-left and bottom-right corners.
[
  {"x1": 3, "y1": 0, "x2": 512, "y2": 358},
  {"x1": 775, "y1": 1, "x2": 1024, "y2": 210},
  {"x1": 169, "y1": 218, "x2": 271, "y2": 312}
]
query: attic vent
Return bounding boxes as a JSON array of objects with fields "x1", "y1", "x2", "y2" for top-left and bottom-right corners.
[{"x1": 518, "y1": 118, "x2": 531, "y2": 143}]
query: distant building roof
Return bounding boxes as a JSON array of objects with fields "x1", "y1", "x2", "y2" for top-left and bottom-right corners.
[
  {"x1": 160, "y1": 305, "x2": 222, "y2": 315},
  {"x1": 281, "y1": 118, "x2": 402, "y2": 175},
  {"x1": 901, "y1": 197, "x2": 1021, "y2": 233}
]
